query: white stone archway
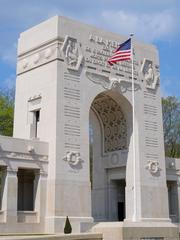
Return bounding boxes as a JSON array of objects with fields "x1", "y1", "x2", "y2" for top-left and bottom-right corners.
[{"x1": 9, "y1": 15, "x2": 178, "y2": 239}]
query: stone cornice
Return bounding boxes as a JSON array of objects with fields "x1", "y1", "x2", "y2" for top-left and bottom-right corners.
[
  {"x1": 17, "y1": 38, "x2": 64, "y2": 75},
  {"x1": 0, "y1": 150, "x2": 48, "y2": 162},
  {"x1": 18, "y1": 37, "x2": 64, "y2": 57}
]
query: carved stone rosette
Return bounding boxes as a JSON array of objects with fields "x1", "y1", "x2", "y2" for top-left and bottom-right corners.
[
  {"x1": 63, "y1": 151, "x2": 83, "y2": 166},
  {"x1": 146, "y1": 160, "x2": 160, "y2": 174}
]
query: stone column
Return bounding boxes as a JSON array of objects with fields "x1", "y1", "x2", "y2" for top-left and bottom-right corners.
[
  {"x1": 33, "y1": 170, "x2": 40, "y2": 214},
  {"x1": 34, "y1": 170, "x2": 47, "y2": 224},
  {"x1": 4, "y1": 168, "x2": 18, "y2": 223}
]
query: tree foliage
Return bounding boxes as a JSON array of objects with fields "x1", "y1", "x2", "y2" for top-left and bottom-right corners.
[
  {"x1": 162, "y1": 96, "x2": 180, "y2": 158},
  {"x1": 0, "y1": 90, "x2": 14, "y2": 136},
  {"x1": 64, "y1": 216, "x2": 72, "y2": 234}
]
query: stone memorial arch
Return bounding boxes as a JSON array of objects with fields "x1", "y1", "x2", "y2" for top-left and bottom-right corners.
[{"x1": 0, "y1": 15, "x2": 178, "y2": 239}]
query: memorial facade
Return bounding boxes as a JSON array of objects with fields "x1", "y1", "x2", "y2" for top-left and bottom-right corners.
[{"x1": 0, "y1": 16, "x2": 179, "y2": 239}]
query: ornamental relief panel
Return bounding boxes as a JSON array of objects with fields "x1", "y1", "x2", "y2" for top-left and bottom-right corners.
[
  {"x1": 61, "y1": 35, "x2": 83, "y2": 71},
  {"x1": 92, "y1": 94, "x2": 127, "y2": 153},
  {"x1": 17, "y1": 40, "x2": 63, "y2": 74},
  {"x1": 141, "y1": 58, "x2": 160, "y2": 89}
]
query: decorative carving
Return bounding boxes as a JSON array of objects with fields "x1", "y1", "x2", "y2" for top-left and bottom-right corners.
[
  {"x1": 86, "y1": 72, "x2": 110, "y2": 89},
  {"x1": 141, "y1": 59, "x2": 160, "y2": 89},
  {"x1": 33, "y1": 53, "x2": 40, "y2": 64},
  {"x1": 0, "y1": 151, "x2": 48, "y2": 161},
  {"x1": 61, "y1": 36, "x2": 83, "y2": 71},
  {"x1": 86, "y1": 72, "x2": 140, "y2": 93},
  {"x1": 27, "y1": 146, "x2": 35, "y2": 153},
  {"x1": 169, "y1": 161, "x2": 175, "y2": 169},
  {"x1": 63, "y1": 151, "x2": 83, "y2": 166},
  {"x1": 22, "y1": 58, "x2": 28, "y2": 69},
  {"x1": 92, "y1": 94, "x2": 127, "y2": 152},
  {"x1": 17, "y1": 39, "x2": 62, "y2": 74},
  {"x1": 110, "y1": 153, "x2": 120, "y2": 165},
  {"x1": 44, "y1": 48, "x2": 52, "y2": 59},
  {"x1": 28, "y1": 94, "x2": 41, "y2": 102},
  {"x1": 146, "y1": 160, "x2": 160, "y2": 174}
]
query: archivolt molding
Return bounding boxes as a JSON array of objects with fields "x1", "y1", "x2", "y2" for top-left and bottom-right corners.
[{"x1": 92, "y1": 94, "x2": 127, "y2": 152}]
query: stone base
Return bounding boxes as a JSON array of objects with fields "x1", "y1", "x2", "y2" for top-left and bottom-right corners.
[
  {"x1": 89, "y1": 221, "x2": 179, "y2": 240},
  {"x1": 0, "y1": 233, "x2": 102, "y2": 240},
  {"x1": 45, "y1": 216, "x2": 94, "y2": 233}
]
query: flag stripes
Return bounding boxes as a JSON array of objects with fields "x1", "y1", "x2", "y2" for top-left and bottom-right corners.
[{"x1": 108, "y1": 38, "x2": 132, "y2": 65}]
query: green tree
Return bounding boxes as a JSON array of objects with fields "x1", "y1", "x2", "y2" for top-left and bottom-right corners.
[
  {"x1": 64, "y1": 216, "x2": 72, "y2": 234},
  {"x1": 0, "y1": 91, "x2": 14, "y2": 136},
  {"x1": 162, "y1": 96, "x2": 180, "y2": 158}
]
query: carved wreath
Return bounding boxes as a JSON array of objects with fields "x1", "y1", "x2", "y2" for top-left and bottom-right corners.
[
  {"x1": 146, "y1": 160, "x2": 160, "y2": 174},
  {"x1": 63, "y1": 151, "x2": 83, "y2": 166}
]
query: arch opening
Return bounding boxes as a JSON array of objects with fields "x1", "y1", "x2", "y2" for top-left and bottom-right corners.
[{"x1": 89, "y1": 90, "x2": 132, "y2": 222}]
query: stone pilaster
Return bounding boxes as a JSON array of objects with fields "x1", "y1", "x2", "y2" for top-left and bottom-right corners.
[
  {"x1": 4, "y1": 168, "x2": 18, "y2": 223},
  {"x1": 34, "y1": 170, "x2": 48, "y2": 223}
]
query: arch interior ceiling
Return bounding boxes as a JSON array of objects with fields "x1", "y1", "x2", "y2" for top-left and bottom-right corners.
[{"x1": 92, "y1": 93, "x2": 127, "y2": 153}]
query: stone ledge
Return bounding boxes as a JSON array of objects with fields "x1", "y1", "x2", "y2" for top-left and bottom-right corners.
[{"x1": 0, "y1": 233, "x2": 102, "y2": 240}]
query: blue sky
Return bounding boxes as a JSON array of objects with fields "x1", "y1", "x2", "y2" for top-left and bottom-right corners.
[{"x1": 0, "y1": 0, "x2": 180, "y2": 98}]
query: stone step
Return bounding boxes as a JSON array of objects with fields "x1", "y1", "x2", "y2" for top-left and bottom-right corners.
[{"x1": 0, "y1": 233, "x2": 102, "y2": 240}]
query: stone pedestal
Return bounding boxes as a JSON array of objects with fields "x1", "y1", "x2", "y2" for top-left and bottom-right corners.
[{"x1": 90, "y1": 222, "x2": 179, "y2": 240}]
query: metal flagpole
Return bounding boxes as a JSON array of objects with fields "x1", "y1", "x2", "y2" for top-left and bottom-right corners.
[{"x1": 130, "y1": 33, "x2": 137, "y2": 222}]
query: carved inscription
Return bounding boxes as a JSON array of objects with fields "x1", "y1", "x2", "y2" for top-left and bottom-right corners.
[
  {"x1": 143, "y1": 90, "x2": 161, "y2": 177},
  {"x1": 144, "y1": 91, "x2": 156, "y2": 100},
  {"x1": 84, "y1": 34, "x2": 139, "y2": 79},
  {"x1": 64, "y1": 124, "x2": 80, "y2": 137},
  {"x1": 144, "y1": 120, "x2": 158, "y2": 132},
  {"x1": 64, "y1": 105, "x2": 80, "y2": 118},
  {"x1": 63, "y1": 72, "x2": 81, "y2": 152},
  {"x1": 145, "y1": 137, "x2": 158, "y2": 148},
  {"x1": 144, "y1": 104, "x2": 158, "y2": 116}
]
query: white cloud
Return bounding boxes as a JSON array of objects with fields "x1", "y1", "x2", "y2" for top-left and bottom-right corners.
[{"x1": 101, "y1": 9, "x2": 177, "y2": 42}]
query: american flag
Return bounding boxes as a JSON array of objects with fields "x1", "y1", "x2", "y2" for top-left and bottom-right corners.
[{"x1": 108, "y1": 38, "x2": 132, "y2": 65}]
